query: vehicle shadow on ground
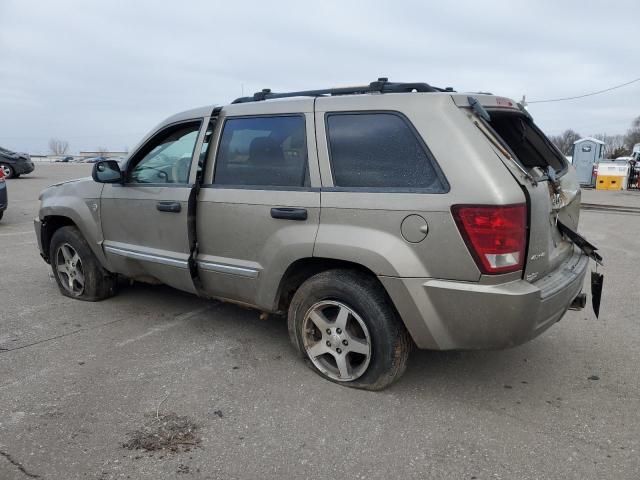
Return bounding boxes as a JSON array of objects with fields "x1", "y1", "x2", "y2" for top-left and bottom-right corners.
[{"x1": 112, "y1": 282, "x2": 554, "y2": 394}]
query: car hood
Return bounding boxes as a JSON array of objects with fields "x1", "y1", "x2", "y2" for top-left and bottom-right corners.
[
  {"x1": 39, "y1": 177, "x2": 103, "y2": 201},
  {"x1": 49, "y1": 176, "x2": 93, "y2": 188}
]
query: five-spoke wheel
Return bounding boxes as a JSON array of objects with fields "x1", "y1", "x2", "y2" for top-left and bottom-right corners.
[
  {"x1": 288, "y1": 269, "x2": 412, "y2": 390},
  {"x1": 303, "y1": 300, "x2": 372, "y2": 382},
  {"x1": 49, "y1": 226, "x2": 117, "y2": 301},
  {"x1": 55, "y1": 243, "x2": 85, "y2": 296}
]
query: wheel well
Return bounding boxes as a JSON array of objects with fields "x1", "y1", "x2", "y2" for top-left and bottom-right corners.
[
  {"x1": 41, "y1": 215, "x2": 76, "y2": 261},
  {"x1": 275, "y1": 258, "x2": 381, "y2": 312}
]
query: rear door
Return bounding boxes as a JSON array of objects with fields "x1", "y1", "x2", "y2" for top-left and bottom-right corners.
[
  {"x1": 100, "y1": 119, "x2": 206, "y2": 293},
  {"x1": 313, "y1": 94, "x2": 480, "y2": 282},
  {"x1": 196, "y1": 99, "x2": 321, "y2": 309}
]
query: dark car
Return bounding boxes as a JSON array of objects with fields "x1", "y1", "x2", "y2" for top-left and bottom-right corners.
[
  {"x1": 83, "y1": 156, "x2": 107, "y2": 163},
  {"x1": 0, "y1": 146, "x2": 35, "y2": 178},
  {"x1": 55, "y1": 156, "x2": 74, "y2": 163},
  {"x1": 0, "y1": 167, "x2": 7, "y2": 221}
]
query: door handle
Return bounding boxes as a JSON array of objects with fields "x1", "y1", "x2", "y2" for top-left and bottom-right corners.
[
  {"x1": 156, "y1": 201, "x2": 182, "y2": 213},
  {"x1": 270, "y1": 207, "x2": 308, "y2": 221}
]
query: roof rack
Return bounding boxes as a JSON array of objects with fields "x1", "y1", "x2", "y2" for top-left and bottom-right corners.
[{"x1": 231, "y1": 77, "x2": 454, "y2": 104}]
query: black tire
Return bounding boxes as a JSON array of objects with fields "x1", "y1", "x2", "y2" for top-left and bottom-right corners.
[
  {"x1": 0, "y1": 164, "x2": 14, "y2": 179},
  {"x1": 288, "y1": 269, "x2": 412, "y2": 390},
  {"x1": 0, "y1": 211, "x2": 3, "y2": 221},
  {"x1": 49, "y1": 226, "x2": 117, "y2": 301}
]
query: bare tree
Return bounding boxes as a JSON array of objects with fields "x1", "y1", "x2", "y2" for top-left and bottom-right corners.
[
  {"x1": 48, "y1": 138, "x2": 70, "y2": 155},
  {"x1": 591, "y1": 133, "x2": 628, "y2": 158},
  {"x1": 96, "y1": 146, "x2": 109, "y2": 157},
  {"x1": 548, "y1": 129, "x2": 581, "y2": 156},
  {"x1": 624, "y1": 116, "x2": 640, "y2": 150}
]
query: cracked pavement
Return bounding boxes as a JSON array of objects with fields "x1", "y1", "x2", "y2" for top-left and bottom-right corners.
[{"x1": 0, "y1": 164, "x2": 639, "y2": 479}]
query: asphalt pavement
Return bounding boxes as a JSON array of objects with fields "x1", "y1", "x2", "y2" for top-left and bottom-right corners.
[{"x1": 1, "y1": 164, "x2": 638, "y2": 479}]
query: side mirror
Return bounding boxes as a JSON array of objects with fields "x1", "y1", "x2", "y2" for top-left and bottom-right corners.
[{"x1": 92, "y1": 160, "x2": 123, "y2": 184}]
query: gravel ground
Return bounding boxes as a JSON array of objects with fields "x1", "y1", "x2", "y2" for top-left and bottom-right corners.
[{"x1": 0, "y1": 164, "x2": 638, "y2": 479}]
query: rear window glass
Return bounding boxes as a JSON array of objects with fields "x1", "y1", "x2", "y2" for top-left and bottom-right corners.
[
  {"x1": 214, "y1": 115, "x2": 309, "y2": 187},
  {"x1": 325, "y1": 112, "x2": 446, "y2": 191}
]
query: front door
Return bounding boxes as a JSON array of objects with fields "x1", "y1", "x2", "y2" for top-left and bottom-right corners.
[{"x1": 100, "y1": 119, "x2": 206, "y2": 293}]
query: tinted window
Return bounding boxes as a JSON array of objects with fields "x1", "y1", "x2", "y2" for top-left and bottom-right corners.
[
  {"x1": 326, "y1": 113, "x2": 445, "y2": 190},
  {"x1": 214, "y1": 116, "x2": 308, "y2": 187},
  {"x1": 129, "y1": 122, "x2": 200, "y2": 184}
]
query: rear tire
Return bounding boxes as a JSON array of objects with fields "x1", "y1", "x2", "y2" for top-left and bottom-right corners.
[
  {"x1": 288, "y1": 269, "x2": 412, "y2": 390},
  {"x1": 50, "y1": 226, "x2": 117, "y2": 301}
]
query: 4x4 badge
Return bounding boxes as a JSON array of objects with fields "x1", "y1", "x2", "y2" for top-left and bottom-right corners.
[{"x1": 530, "y1": 251, "x2": 546, "y2": 261}]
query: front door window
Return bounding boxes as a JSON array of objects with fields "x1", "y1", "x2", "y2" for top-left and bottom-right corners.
[{"x1": 129, "y1": 122, "x2": 201, "y2": 184}]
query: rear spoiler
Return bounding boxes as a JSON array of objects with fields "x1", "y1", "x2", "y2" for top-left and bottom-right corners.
[{"x1": 451, "y1": 94, "x2": 522, "y2": 111}]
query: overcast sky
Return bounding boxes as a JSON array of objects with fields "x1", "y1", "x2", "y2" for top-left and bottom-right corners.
[{"x1": 1, "y1": 0, "x2": 639, "y2": 154}]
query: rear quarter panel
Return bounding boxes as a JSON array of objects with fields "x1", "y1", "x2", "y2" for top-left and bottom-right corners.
[{"x1": 314, "y1": 93, "x2": 527, "y2": 280}]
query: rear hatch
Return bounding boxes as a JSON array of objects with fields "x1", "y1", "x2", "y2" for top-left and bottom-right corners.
[{"x1": 453, "y1": 95, "x2": 581, "y2": 283}]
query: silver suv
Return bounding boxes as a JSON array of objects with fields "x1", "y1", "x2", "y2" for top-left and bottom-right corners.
[{"x1": 35, "y1": 79, "x2": 599, "y2": 390}]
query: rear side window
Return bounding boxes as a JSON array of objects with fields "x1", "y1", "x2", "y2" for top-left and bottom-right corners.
[
  {"x1": 214, "y1": 115, "x2": 309, "y2": 187},
  {"x1": 326, "y1": 112, "x2": 446, "y2": 191}
]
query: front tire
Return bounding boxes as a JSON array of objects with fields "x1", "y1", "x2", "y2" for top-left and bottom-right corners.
[
  {"x1": 50, "y1": 226, "x2": 117, "y2": 301},
  {"x1": 288, "y1": 269, "x2": 412, "y2": 390}
]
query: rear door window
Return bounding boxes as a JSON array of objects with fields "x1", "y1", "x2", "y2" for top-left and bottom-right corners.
[
  {"x1": 214, "y1": 115, "x2": 309, "y2": 187},
  {"x1": 325, "y1": 112, "x2": 447, "y2": 191}
]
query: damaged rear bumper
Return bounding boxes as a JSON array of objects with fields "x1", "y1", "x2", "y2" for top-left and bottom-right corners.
[{"x1": 380, "y1": 248, "x2": 589, "y2": 350}]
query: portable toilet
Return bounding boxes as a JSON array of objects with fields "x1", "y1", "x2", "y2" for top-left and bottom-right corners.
[{"x1": 572, "y1": 137, "x2": 605, "y2": 186}]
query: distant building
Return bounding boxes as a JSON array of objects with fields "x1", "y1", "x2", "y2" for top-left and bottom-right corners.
[
  {"x1": 572, "y1": 137, "x2": 605, "y2": 185},
  {"x1": 78, "y1": 151, "x2": 128, "y2": 158}
]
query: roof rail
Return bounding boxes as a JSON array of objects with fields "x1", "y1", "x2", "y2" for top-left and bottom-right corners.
[{"x1": 231, "y1": 77, "x2": 454, "y2": 104}]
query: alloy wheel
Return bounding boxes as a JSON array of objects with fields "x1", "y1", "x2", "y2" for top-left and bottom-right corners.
[
  {"x1": 302, "y1": 300, "x2": 372, "y2": 382},
  {"x1": 55, "y1": 243, "x2": 85, "y2": 296}
]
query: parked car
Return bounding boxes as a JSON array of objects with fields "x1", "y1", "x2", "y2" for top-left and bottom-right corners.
[
  {"x1": 0, "y1": 167, "x2": 6, "y2": 220},
  {"x1": 0, "y1": 146, "x2": 35, "y2": 178},
  {"x1": 55, "y1": 156, "x2": 75, "y2": 163},
  {"x1": 34, "y1": 79, "x2": 598, "y2": 390},
  {"x1": 83, "y1": 156, "x2": 107, "y2": 163}
]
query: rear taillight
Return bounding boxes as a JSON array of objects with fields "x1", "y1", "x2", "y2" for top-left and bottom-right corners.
[
  {"x1": 0, "y1": 169, "x2": 4, "y2": 182},
  {"x1": 452, "y1": 204, "x2": 527, "y2": 275}
]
